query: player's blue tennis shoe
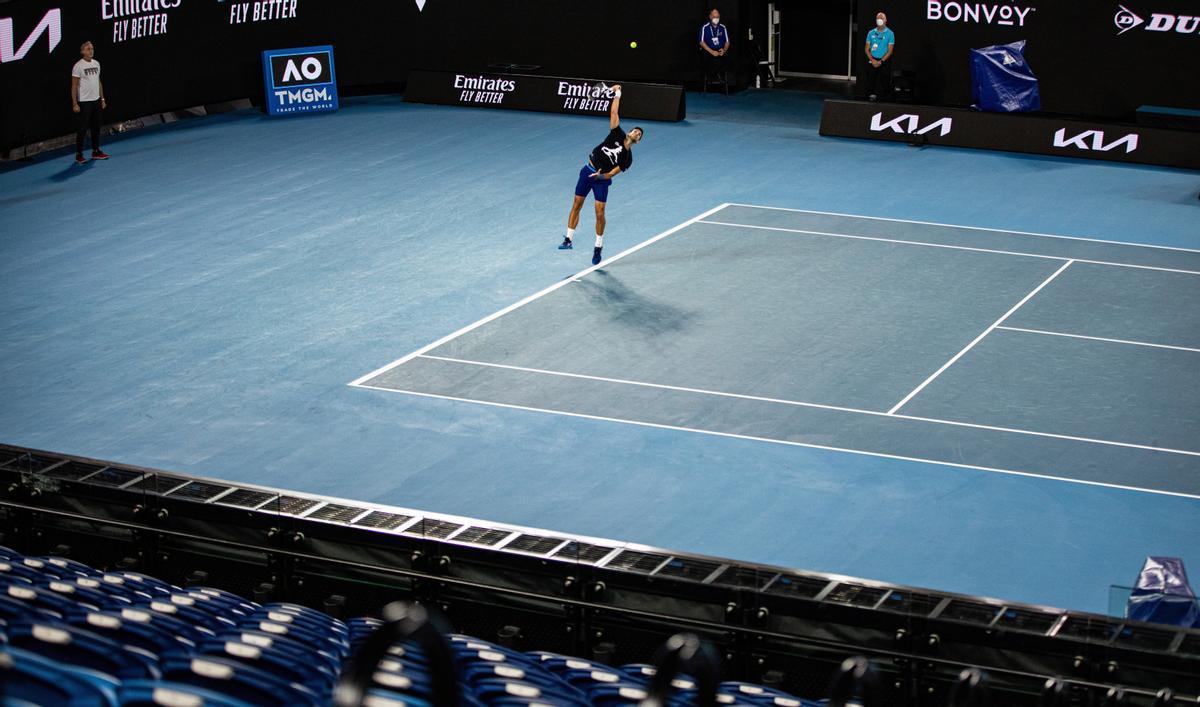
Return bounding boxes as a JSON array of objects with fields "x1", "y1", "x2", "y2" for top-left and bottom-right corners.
[
  {"x1": 592, "y1": 247, "x2": 603, "y2": 265},
  {"x1": 558, "y1": 238, "x2": 573, "y2": 250}
]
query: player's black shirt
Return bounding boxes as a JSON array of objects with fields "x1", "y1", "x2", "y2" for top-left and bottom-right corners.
[{"x1": 589, "y1": 127, "x2": 633, "y2": 173}]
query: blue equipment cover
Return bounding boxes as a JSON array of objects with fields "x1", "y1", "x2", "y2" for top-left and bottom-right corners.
[
  {"x1": 970, "y1": 40, "x2": 1041, "y2": 113},
  {"x1": 1126, "y1": 556, "x2": 1200, "y2": 628}
]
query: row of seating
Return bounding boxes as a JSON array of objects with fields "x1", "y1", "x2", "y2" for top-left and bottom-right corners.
[{"x1": 2, "y1": 544, "x2": 823, "y2": 706}]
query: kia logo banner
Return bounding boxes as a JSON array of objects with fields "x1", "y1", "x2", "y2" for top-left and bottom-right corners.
[{"x1": 820, "y1": 99, "x2": 1199, "y2": 169}]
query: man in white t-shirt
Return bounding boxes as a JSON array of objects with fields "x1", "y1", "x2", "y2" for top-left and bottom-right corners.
[{"x1": 71, "y1": 41, "x2": 109, "y2": 165}]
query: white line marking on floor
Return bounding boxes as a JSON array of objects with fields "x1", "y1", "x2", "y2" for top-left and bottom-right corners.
[
  {"x1": 888, "y1": 260, "x2": 1075, "y2": 415},
  {"x1": 722, "y1": 202, "x2": 1200, "y2": 254},
  {"x1": 414, "y1": 353, "x2": 1200, "y2": 458},
  {"x1": 348, "y1": 203, "x2": 732, "y2": 386},
  {"x1": 349, "y1": 382, "x2": 1200, "y2": 499},
  {"x1": 996, "y1": 326, "x2": 1200, "y2": 354}
]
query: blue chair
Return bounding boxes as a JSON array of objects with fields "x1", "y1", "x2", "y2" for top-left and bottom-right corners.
[
  {"x1": 117, "y1": 680, "x2": 260, "y2": 707},
  {"x1": 588, "y1": 682, "x2": 653, "y2": 706},
  {"x1": 249, "y1": 604, "x2": 349, "y2": 638},
  {"x1": 0, "y1": 593, "x2": 63, "y2": 625},
  {"x1": 0, "y1": 559, "x2": 47, "y2": 584},
  {"x1": 66, "y1": 610, "x2": 191, "y2": 658},
  {"x1": 619, "y1": 663, "x2": 657, "y2": 683},
  {"x1": 33, "y1": 557, "x2": 103, "y2": 579},
  {"x1": 4, "y1": 582, "x2": 88, "y2": 617},
  {"x1": 0, "y1": 545, "x2": 21, "y2": 559},
  {"x1": 100, "y1": 605, "x2": 214, "y2": 648},
  {"x1": 236, "y1": 618, "x2": 349, "y2": 657},
  {"x1": 186, "y1": 587, "x2": 259, "y2": 614},
  {"x1": 132, "y1": 596, "x2": 238, "y2": 633},
  {"x1": 461, "y1": 662, "x2": 572, "y2": 693},
  {"x1": 719, "y1": 681, "x2": 806, "y2": 706},
  {"x1": 99, "y1": 573, "x2": 175, "y2": 601},
  {"x1": 194, "y1": 637, "x2": 338, "y2": 693},
  {"x1": 6, "y1": 619, "x2": 160, "y2": 681},
  {"x1": 0, "y1": 646, "x2": 119, "y2": 707},
  {"x1": 67, "y1": 576, "x2": 157, "y2": 605},
  {"x1": 471, "y1": 677, "x2": 589, "y2": 705},
  {"x1": 159, "y1": 653, "x2": 322, "y2": 707},
  {"x1": 35, "y1": 577, "x2": 130, "y2": 611},
  {"x1": 209, "y1": 628, "x2": 342, "y2": 674}
]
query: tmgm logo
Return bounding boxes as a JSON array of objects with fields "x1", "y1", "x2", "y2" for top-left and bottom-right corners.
[
  {"x1": 1053, "y1": 129, "x2": 1139, "y2": 153},
  {"x1": 1114, "y1": 5, "x2": 1200, "y2": 35},
  {"x1": 0, "y1": 8, "x2": 61, "y2": 63},
  {"x1": 870, "y1": 112, "x2": 953, "y2": 137},
  {"x1": 262, "y1": 45, "x2": 339, "y2": 115}
]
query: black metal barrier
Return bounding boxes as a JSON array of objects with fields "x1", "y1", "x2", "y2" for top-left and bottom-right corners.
[
  {"x1": 1, "y1": 444, "x2": 1198, "y2": 705},
  {"x1": 819, "y1": 99, "x2": 1200, "y2": 170},
  {"x1": 406, "y1": 70, "x2": 686, "y2": 122}
]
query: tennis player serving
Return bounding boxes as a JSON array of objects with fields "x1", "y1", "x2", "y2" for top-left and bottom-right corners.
[{"x1": 559, "y1": 84, "x2": 643, "y2": 265}]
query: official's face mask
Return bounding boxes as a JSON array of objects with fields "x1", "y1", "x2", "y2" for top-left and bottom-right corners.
[
  {"x1": 876, "y1": 18, "x2": 885, "y2": 26},
  {"x1": 712, "y1": 17, "x2": 720, "y2": 25}
]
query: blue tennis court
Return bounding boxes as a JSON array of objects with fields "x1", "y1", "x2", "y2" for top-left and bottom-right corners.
[
  {"x1": 355, "y1": 203, "x2": 1200, "y2": 497},
  {"x1": 2, "y1": 92, "x2": 1197, "y2": 614}
]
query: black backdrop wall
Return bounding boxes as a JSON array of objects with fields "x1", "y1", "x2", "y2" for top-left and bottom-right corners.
[
  {"x1": 858, "y1": 0, "x2": 1200, "y2": 119},
  {"x1": 1, "y1": 0, "x2": 735, "y2": 150}
]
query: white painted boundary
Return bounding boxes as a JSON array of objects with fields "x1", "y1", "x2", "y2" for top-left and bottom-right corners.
[
  {"x1": 996, "y1": 326, "x2": 1200, "y2": 354},
  {"x1": 722, "y1": 203, "x2": 1200, "y2": 255},
  {"x1": 352, "y1": 381, "x2": 1200, "y2": 500},
  {"x1": 349, "y1": 203, "x2": 734, "y2": 386},
  {"x1": 888, "y1": 260, "x2": 1075, "y2": 414},
  {"x1": 349, "y1": 204, "x2": 1200, "y2": 497}
]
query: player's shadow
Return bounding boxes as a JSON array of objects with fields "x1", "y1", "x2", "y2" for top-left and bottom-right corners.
[{"x1": 577, "y1": 270, "x2": 697, "y2": 336}]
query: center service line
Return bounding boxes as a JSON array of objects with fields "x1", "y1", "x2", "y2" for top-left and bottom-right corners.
[{"x1": 887, "y1": 259, "x2": 1075, "y2": 415}]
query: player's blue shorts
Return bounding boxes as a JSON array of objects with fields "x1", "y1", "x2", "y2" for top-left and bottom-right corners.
[{"x1": 573, "y1": 164, "x2": 609, "y2": 203}]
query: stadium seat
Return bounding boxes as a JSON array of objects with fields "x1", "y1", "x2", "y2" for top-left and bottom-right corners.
[
  {"x1": 117, "y1": 679, "x2": 259, "y2": 707},
  {"x1": 159, "y1": 653, "x2": 322, "y2": 707},
  {"x1": 0, "y1": 646, "x2": 120, "y2": 707},
  {"x1": 5, "y1": 619, "x2": 160, "y2": 681}
]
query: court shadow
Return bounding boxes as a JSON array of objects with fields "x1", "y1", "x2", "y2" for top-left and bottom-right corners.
[
  {"x1": 578, "y1": 270, "x2": 697, "y2": 335},
  {"x1": 48, "y1": 162, "x2": 95, "y2": 182},
  {"x1": 0, "y1": 187, "x2": 66, "y2": 207}
]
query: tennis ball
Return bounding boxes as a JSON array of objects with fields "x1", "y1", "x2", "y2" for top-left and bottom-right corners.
[{"x1": 630, "y1": 41, "x2": 638, "y2": 48}]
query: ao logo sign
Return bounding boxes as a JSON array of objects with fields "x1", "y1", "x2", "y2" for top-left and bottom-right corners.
[
  {"x1": 262, "y1": 45, "x2": 339, "y2": 115},
  {"x1": 870, "y1": 112, "x2": 953, "y2": 136},
  {"x1": 282, "y1": 57, "x2": 323, "y2": 83},
  {"x1": 0, "y1": 8, "x2": 61, "y2": 63},
  {"x1": 1053, "y1": 129, "x2": 1138, "y2": 153},
  {"x1": 1114, "y1": 5, "x2": 1200, "y2": 35}
]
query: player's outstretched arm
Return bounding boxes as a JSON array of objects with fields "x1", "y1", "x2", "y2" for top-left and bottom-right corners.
[{"x1": 609, "y1": 84, "x2": 622, "y2": 129}]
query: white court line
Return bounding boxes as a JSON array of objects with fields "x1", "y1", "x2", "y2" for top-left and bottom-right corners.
[
  {"x1": 723, "y1": 203, "x2": 1200, "y2": 255},
  {"x1": 348, "y1": 203, "x2": 733, "y2": 386},
  {"x1": 888, "y1": 260, "x2": 1076, "y2": 415},
  {"x1": 996, "y1": 326, "x2": 1200, "y2": 354},
  {"x1": 350, "y1": 382, "x2": 1200, "y2": 500},
  {"x1": 416, "y1": 353, "x2": 1200, "y2": 457},
  {"x1": 698, "y1": 220, "x2": 1200, "y2": 276}
]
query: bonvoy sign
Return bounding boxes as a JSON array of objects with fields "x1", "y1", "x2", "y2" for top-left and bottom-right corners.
[{"x1": 926, "y1": 1, "x2": 1036, "y2": 26}]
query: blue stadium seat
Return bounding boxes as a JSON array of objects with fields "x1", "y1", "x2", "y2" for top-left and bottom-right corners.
[
  {"x1": 131, "y1": 596, "x2": 238, "y2": 633},
  {"x1": 470, "y1": 677, "x2": 590, "y2": 706},
  {"x1": 186, "y1": 587, "x2": 259, "y2": 613},
  {"x1": 34, "y1": 556, "x2": 104, "y2": 579},
  {"x1": 236, "y1": 617, "x2": 350, "y2": 657},
  {"x1": 718, "y1": 681, "x2": 807, "y2": 706},
  {"x1": 195, "y1": 637, "x2": 339, "y2": 693},
  {"x1": 0, "y1": 545, "x2": 21, "y2": 559},
  {"x1": 4, "y1": 582, "x2": 90, "y2": 617},
  {"x1": 0, "y1": 646, "x2": 120, "y2": 707},
  {"x1": 34, "y1": 577, "x2": 131, "y2": 611},
  {"x1": 117, "y1": 680, "x2": 261, "y2": 707},
  {"x1": 0, "y1": 558, "x2": 47, "y2": 584},
  {"x1": 209, "y1": 628, "x2": 342, "y2": 674},
  {"x1": 588, "y1": 683, "x2": 653, "y2": 706},
  {"x1": 102, "y1": 605, "x2": 214, "y2": 647},
  {"x1": 461, "y1": 662, "x2": 575, "y2": 692},
  {"x1": 5, "y1": 619, "x2": 160, "y2": 681},
  {"x1": 159, "y1": 653, "x2": 322, "y2": 707},
  {"x1": 66, "y1": 609, "x2": 193, "y2": 657}
]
